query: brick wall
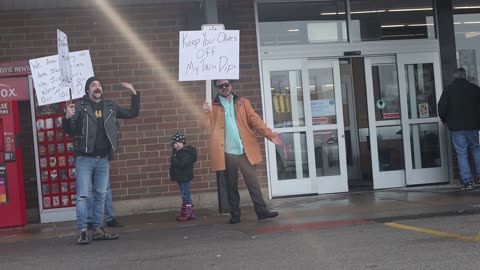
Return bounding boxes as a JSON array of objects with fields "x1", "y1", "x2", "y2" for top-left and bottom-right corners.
[{"x1": 0, "y1": 0, "x2": 268, "y2": 203}]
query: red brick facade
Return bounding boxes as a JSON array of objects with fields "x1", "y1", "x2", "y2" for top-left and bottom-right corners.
[{"x1": 0, "y1": 0, "x2": 269, "y2": 202}]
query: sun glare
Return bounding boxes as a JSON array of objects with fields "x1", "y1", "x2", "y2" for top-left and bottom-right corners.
[{"x1": 92, "y1": 0, "x2": 196, "y2": 113}]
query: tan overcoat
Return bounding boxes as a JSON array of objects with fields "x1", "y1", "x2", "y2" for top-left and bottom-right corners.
[{"x1": 200, "y1": 94, "x2": 276, "y2": 171}]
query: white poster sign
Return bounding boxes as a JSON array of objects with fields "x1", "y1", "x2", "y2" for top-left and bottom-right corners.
[
  {"x1": 311, "y1": 99, "x2": 336, "y2": 117},
  {"x1": 178, "y1": 30, "x2": 239, "y2": 81},
  {"x1": 57, "y1": 29, "x2": 72, "y2": 91},
  {"x1": 29, "y1": 50, "x2": 94, "y2": 106}
]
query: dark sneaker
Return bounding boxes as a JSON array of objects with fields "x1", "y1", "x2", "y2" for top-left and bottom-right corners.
[
  {"x1": 77, "y1": 230, "x2": 89, "y2": 245},
  {"x1": 466, "y1": 182, "x2": 474, "y2": 191},
  {"x1": 92, "y1": 227, "x2": 119, "y2": 241},
  {"x1": 106, "y1": 218, "x2": 124, "y2": 228},
  {"x1": 228, "y1": 216, "x2": 241, "y2": 224},
  {"x1": 87, "y1": 222, "x2": 93, "y2": 230},
  {"x1": 257, "y1": 210, "x2": 279, "y2": 220}
]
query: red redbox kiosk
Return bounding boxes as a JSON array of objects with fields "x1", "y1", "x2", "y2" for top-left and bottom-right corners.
[{"x1": 0, "y1": 100, "x2": 26, "y2": 227}]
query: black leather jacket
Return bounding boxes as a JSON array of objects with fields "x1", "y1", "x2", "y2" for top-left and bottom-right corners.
[{"x1": 62, "y1": 93, "x2": 140, "y2": 156}]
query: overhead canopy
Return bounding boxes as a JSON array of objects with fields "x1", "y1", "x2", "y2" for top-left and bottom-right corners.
[{"x1": 0, "y1": 0, "x2": 200, "y2": 11}]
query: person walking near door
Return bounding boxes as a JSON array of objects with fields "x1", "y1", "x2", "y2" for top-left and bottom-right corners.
[
  {"x1": 200, "y1": 79, "x2": 283, "y2": 224},
  {"x1": 438, "y1": 67, "x2": 480, "y2": 190}
]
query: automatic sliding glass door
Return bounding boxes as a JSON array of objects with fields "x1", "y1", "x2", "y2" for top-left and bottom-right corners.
[
  {"x1": 365, "y1": 57, "x2": 406, "y2": 189},
  {"x1": 397, "y1": 52, "x2": 449, "y2": 185},
  {"x1": 263, "y1": 59, "x2": 348, "y2": 197}
]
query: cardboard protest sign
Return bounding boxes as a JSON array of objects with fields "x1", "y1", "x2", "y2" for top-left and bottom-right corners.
[
  {"x1": 179, "y1": 30, "x2": 239, "y2": 81},
  {"x1": 29, "y1": 50, "x2": 94, "y2": 106},
  {"x1": 57, "y1": 29, "x2": 73, "y2": 92}
]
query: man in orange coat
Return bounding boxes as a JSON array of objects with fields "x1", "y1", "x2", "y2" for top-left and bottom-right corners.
[{"x1": 200, "y1": 79, "x2": 283, "y2": 224}]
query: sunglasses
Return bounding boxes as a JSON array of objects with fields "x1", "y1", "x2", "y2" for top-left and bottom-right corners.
[{"x1": 216, "y1": 83, "x2": 230, "y2": 89}]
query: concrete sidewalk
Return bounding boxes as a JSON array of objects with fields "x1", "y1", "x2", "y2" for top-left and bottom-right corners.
[{"x1": 1, "y1": 184, "x2": 479, "y2": 243}]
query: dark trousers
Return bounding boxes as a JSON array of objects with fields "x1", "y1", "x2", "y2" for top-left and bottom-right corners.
[{"x1": 224, "y1": 153, "x2": 266, "y2": 217}]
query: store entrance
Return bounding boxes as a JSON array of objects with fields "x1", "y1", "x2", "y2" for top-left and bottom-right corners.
[
  {"x1": 263, "y1": 52, "x2": 449, "y2": 197},
  {"x1": 341, "y1": 56, "x2": 404, "y2": 191},
  {"x1": 340, "y1": 53, "x2": 450, "y2": 191}
]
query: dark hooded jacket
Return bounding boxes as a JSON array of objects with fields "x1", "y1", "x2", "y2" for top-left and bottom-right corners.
[
  {"x1": 62, "y1": 93, "x2": 140, "y2": 157},
  {"x1": 170, "y1": 145, "x2": 197, "y2": 182},
  {"x1": 438, "y1": 78, "x2": 480, "y2": 131}
]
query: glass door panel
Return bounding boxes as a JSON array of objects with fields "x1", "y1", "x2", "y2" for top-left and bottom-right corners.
[
  {"x1": 397, "y1": 52, "x2": 449, "y2": 185},
  {"x1": 263, "y1": 59, "x2": 312, "y2": 196},
  {"x1": 365, "y1": 57, "x2": 405, "y2": 189},
  {"x1": 307, "y1": 60, "x2": 348, "y2": 194},
  {"x1": 263, "y1": 59, "x2": 348, "y2": 197},
  {"x1": 405, "y1": 63, "x2": 438, "y2": 119},
  {"x1": 270, "y1": 70, "x2": 305, "y2": 128},
  {"x1": 276, "y1": 131, "x2": 309, "y2": 180},
  {"x1": 314, "y1": 130, "x2": 340, "y2": 177},
  {"x1": 409, "y1": 123, "x2": 441, "y2": 169},
  {"x1": 309, "y1": 68, "x2": 337, "y2": 125}
]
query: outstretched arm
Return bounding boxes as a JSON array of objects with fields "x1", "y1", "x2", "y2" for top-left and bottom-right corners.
[
  {"x1": 243, "y1": 99, "x2": 283, "y2": 146},
  {"x1": 116, "y1": 82, "x2": 140, "y2": 119}
]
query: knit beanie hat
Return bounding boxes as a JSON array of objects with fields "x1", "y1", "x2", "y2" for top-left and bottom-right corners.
[
  {"x1": 171, "y1": 132, "x2": 187, "y2": 145},
  {"x1": 85, "y1": 77, "x2": 103, "y2": 94}
]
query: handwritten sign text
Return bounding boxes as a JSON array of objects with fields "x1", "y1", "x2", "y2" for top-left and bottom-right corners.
[
  {"x1": 179, "y1": 30, "x2": 239, "y2": 81},
  {"x1": 29, "y1": 50, "x2": 94, "y2": 106}
]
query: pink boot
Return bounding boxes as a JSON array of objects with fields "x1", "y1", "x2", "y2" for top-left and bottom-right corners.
[
  {"x1": 176, "y1": 204, "x2": 186, "y2": 221},
  {"x1": 177, "y1": 204, "x2": 195, "y2": 221}
]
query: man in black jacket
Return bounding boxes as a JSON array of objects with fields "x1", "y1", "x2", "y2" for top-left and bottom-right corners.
[
  {"x1": 63, "y1": 77, "x2": 140, "y2": 245},
  {"x1": 438, "y1": 68, "x2": 480, "y2": 190}
]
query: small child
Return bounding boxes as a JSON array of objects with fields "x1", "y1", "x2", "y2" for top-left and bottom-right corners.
[{"x1": 169, "y1": 132, "x2": 197, "y2": 221}]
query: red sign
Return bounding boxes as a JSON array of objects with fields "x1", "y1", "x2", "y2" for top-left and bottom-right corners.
[
  {"x1": 312, "y1": 117, "x2": 329, "y2": 124},
  {"x1": 0, "y1": 103, "x2": 9, "y2": 115},
  {"x1": 0, "y1": 77, "x2": 29, "y2": 101},
  {"x1": 383, "y1": 112, "x2": 400, "y2": 119},
  {"x1": 0, "y1": 61, "x2": 30, "y2": 78}
]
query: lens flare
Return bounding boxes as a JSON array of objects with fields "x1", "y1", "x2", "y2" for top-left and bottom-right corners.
[{"x1": 92, "y1": 0, "x2": 198, "y2": 114}]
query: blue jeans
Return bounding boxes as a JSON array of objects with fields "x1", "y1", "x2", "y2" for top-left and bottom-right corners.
[
  {"x1": 75, "y1": 156, "x2": 109, "y2": 230},
  {"x1": 87, "y1": 183, "x2": 115, "y2": 223},
  {"x1": 451, "y1": 130, "x2": 480, "y2": 184},
  {"x1": 177, "y1": 181, "x2": 192, "y2": 205}
]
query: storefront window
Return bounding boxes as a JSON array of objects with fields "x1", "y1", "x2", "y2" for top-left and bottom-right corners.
[
  {"x1": 349, "y1": 0, "x2": 435, "y2": 41},
  {"x1": 257, "y1": 1, "x2": 347, "y2": 45},
  {"x1": 453, "y1": 0, "x2": 480, "y2": 84},
  {"x1": 257, "y1": 0, "x2": 437, "y2": 45}
]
